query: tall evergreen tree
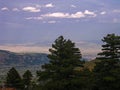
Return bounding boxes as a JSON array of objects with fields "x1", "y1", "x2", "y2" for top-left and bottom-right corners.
[
  {"x1": 97, "y1": 33, "x2": 120, "y2": 60},
  {"x1": 93, "y1": 34, "x2": 120, "y2": 90},
  {"x1": 37, "y1": 36, "x2": 83, "y2": 90},
  {"x1": 23, "y1": 70, "x2": 33, "y2": 90},
  {"x1": 6, "y1": 67, "x2": 23, "y2": 90}
]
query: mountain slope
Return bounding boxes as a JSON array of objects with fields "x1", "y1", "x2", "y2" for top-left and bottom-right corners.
[{"x1": 0, "y1": 50, "x2": 49, "y2": 65}]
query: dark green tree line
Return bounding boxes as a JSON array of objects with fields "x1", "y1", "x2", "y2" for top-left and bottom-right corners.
[
  {"x1": 6, "y1": 67, "x2": 23, "y2": 90},
  {"x1": 23, "y1": 70, "x2": 33, "y2": 90},
  {"x1": 6, "y1": 68, "x2": 33, "y2": 90},
  {"x1": 94, "y1": 34, "x2": 120, "y2": 90},
  {"x1": 37, "y1": 36, "x2": 85, "y2": 90},
  {"x1": 5, "y1": 34, "x2": 120, "y2": 90},
  {"x1": 97, "y1": 33, "x2": 120, "y2": 60}
]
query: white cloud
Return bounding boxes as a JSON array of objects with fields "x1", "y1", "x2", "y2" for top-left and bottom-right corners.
[
  {"x1": 84, "y1": 10, "x2": 96, "y2": 17},
  {"x1": 1, "y1": 7, "x2": 9, "y2": 11},
  {"x1": 45, "y1": 3, "x2": 54, "y2": 8},
  {"x1": 70, "y1": 12, "x2": 85, "y2": 18},
  {"x1": 12, "y1": 8, "x2": 19, "y2": 11},
  {"x1": 100, "y1": 11, "x2": 106, "y2": 15},
  {"x1": 41, "y1": 12, "x2": 85, "y2": 18},
  {"x1": 25, "y1": 10, "x2": 96, "y2": 21},
  {"x1": 25, "y1": 17, "x2": 43, "y2": 20},
  {"x1": 41, "y1": 10, "x2": 96, "y2": 19},
  {"x1": 42, "y1": 12, "x2": 69, "y2": 18},
  {"x1": 23, "y1": 7, "x2": 40, "y2": 12},
  {"x1": 71, "y1": 5, "x2": 76, "y2": 8},
  {"x1": 48, "y1": 21, "x2": 57, "y2": 24}
]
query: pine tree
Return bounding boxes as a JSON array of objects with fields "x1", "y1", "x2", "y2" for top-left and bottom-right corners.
[
  {"x1": 6, "y1": 67, "x2": 23, "y2": 89},
  {"x1": 93, "y1": 34, "x2": 120, "y2": 90},
  {"x1": 23, "y1": 70, "x2": 33, "y2": 90},
  {"x1": 37, "y1": 36, "x2": 83, "y2": 90},
  {"x1": 97, "y1": 33, "x2": 120, "y2": 60}
]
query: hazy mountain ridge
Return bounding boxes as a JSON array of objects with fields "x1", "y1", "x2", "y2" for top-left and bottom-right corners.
[
  {"x1": 0, "y1": 40, "x2": 101, "y2": 59},
  {"x1": 0, "y1": 50, "x2": 49, "y2": 65}
]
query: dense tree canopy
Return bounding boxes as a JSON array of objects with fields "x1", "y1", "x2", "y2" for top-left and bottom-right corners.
[
  {"x1": 37, "y1": 36, "x2": 84, "y2": 90},
  {"x1": 97, "y1": 33, "x2": 120, "y2": 60},
  {"x1": 23, "y1": 70, "x2": 33, "y2": 90},
  {"x1": 6, "y1": 67, "x2": 23, "y2": 89},
  {"x1": 4, "y1": 34, "x2": 120, "y2": 90},
  {"x1": 94, "y1": 34, "x2": 120, "y2": 90}
]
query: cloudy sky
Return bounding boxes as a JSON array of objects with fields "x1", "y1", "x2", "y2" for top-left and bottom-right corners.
[{"x1": 0, "y1": 0, "x2": 120, "y2": 58}]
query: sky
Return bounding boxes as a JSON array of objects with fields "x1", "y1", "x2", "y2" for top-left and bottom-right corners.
[{"x1": 0, "y1": 0, "x2": 120, "y2": 58}]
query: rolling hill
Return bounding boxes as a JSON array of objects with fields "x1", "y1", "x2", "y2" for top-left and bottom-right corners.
[{"x1": 0, "y1": 50, "x2": 49, "y2": 65}]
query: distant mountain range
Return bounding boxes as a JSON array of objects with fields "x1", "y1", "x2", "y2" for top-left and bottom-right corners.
[{"x1": 0, "y1": 50, "x2": 49, "y2": 65}]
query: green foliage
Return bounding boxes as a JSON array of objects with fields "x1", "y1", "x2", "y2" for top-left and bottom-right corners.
[
  {"x1": 97, "y1": 33, "x2": 120, "y2": 60},
  {"x1": 93, "y1": 34, "x2": 120, "y2": 90},
  {"x1": 6, "y1": 67, "x2": 23, "y2": 89},
  {"x1": 23, "y1": 70, "x2": 33, "y2": 90},
  {"x1": 93, "y1": 62, "x2": 120, "y2": 90},
  {"x1": 37, "y1": 36, "x2": 84, "y2": 90},
  {"x1": 0, "y1": 49, "x2": 49, "y2": 65},
  {"x1": 4, "y1": 34, "x2": 120, "y2": 90}
]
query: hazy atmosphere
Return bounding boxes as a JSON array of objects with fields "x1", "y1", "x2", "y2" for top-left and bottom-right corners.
[{"x1": 0, "y1": 0, "x2": 120, "y2": 58}]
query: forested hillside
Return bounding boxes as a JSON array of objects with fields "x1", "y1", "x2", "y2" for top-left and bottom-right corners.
[
  {"x1": 0, "y1": 34, "x2": 120, "y2": 90},
  {"x1": 0, "y1": 50, "x2": 49, "y2": 65}
]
